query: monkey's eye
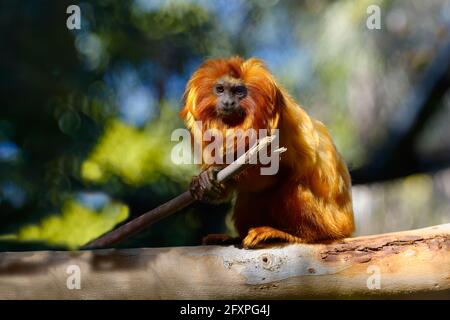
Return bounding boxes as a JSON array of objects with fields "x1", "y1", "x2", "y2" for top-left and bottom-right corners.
[
  {"x1": 234, "y1": 85, "x2": 247, "y2": 98},
  {"x1": 215, "y1": 85, "x2": 224, "y2": 95}
]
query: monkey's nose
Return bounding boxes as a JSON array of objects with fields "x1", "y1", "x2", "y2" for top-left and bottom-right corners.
[{"x1": 222, "y1": 100, "x2": 236, "y2": 110}]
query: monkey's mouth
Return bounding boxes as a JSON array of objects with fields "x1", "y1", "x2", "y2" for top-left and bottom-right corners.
[{"x1": 216, "y1": 106, "x2": 246, "y2": 125}]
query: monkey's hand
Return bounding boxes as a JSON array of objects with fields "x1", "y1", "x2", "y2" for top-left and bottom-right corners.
[{"x1": 189, "y1": 167, "x2": 230, "y2": 204}]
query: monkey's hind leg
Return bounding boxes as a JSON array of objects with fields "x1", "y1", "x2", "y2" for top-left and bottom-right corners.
[
  {"x1": 202, "y1": 234, "x2": 241, "y2": 246},
  {"x1": 242, "y1": 226, "x2": 303, "y2": 249}
]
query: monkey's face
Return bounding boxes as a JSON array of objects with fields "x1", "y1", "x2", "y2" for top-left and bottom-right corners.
[
  {"x1": 213, "y1": 77, "x2": 247, "y2": 124},
  {"x1": 181, "y1": 57, "x2": 281, "y2": 131}
]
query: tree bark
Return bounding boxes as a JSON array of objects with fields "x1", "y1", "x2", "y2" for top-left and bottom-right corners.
[{"x1": 0, "y1": 223, "x2": 449, "y2": 299}]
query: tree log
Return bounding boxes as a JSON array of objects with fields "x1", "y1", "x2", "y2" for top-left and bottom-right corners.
[{"x1": 0, "y1": 224, "x2": 449, "y2": 299}]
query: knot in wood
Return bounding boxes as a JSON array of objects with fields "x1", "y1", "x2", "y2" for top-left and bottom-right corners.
[{"x1": 259, "y1": 253, "x2": 278, "y2": 271}]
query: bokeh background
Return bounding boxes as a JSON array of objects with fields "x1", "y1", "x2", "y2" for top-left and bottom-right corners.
[{"x1": 0, "y1": 0, "x2": 449, "y2": 250}]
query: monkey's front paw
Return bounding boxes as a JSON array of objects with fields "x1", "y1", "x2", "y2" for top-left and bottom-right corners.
[
  {"x1": 242, "y1": 227, "x2": 277, "y2": 249},
  {"x1": 242, "y1": 226, "x2": 302, "y2": 249},
  {"x1": 189, "y1": 167, "x2": 228, "y2": 204}
]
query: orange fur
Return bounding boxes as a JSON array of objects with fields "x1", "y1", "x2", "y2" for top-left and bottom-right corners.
[{"x1": 181, "y1": 57, "x2": 354, "y2": 245}]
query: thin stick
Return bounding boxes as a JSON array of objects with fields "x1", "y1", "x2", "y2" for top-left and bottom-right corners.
[{"x1": 83, "y1": 135, "x2": 285, "y2": 249}]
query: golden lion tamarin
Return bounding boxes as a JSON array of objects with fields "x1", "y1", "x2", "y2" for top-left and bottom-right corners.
[{"x1": 181, "y1": 57, "x2": 354, "y2": 248}]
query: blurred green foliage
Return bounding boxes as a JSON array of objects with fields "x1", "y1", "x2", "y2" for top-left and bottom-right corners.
[
  {"x1": 4, "y1": 200, "x2": 128, "y2": 249},
  {"x1": 81, "y1": 107, "x2": 195, "y2": 185}
]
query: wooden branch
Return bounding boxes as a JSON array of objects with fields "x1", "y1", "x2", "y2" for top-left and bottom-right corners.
[
  {"x1": 0, "y1": 224, "x2": 449, "y2": 299},
  {"x1": 84, "y1": 135, "x2": 284, "y2": 249}
]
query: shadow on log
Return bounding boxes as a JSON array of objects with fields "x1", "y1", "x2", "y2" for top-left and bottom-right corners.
[{"x1": 0, "y1": 224, "x2": 449, "y2": 299}]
